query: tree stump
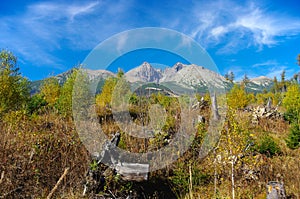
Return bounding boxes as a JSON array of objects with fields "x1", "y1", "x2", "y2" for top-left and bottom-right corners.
[{"x1": 266, "y1": 181, "x2": 286, "y2": 199}]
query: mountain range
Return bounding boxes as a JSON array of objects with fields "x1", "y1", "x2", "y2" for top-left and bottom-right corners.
[{"x1": 30, "y1": 62, "x2": 274, "y2": 95}]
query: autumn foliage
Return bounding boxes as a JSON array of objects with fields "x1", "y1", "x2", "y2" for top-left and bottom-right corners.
[{"x1": 1, "y1": 50, "x2": 300, "y2": 198}]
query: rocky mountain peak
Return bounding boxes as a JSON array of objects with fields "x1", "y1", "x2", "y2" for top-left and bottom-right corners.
[
  {"x1": 33, "y1": 62, "x2": 275, "y2": 94},
  {"x1": 173, "y1": 62, "x2": 185, "y2": 72},
  {"x1": 125, "y1": 62, "x2": 162, "y2": 83},
  {"x1": 141, "y1": 61, "x2": 152, "y2": 68}
]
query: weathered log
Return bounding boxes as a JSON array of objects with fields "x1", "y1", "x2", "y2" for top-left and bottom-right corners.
[
  {"x1": 89, "y1": 132, "x2": 150, "y2": 183},
  {"x1": 115, "y1": 163, "x2": 149, "y2": 182}
]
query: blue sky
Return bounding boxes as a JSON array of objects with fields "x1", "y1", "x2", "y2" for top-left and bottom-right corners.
[{"x1": 1, "y1": 0, "x2": 300, "y2": 81}]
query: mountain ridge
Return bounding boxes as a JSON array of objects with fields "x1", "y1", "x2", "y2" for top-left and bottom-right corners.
[{"x1": 30, "y1": 62, "x2": 274, "y2": 94}]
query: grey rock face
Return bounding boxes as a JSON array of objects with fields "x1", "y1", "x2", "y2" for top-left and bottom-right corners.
[{"x1": 125, "y1": 62, "x2": 162, "y2": 83}]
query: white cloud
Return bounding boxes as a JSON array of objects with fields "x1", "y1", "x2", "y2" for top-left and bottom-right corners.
[
  {"x1": 116, "y1": 31, "x2": 128, "y2": 54},
  {"x1": 28, "y1": 1, "x2": 100, "y2": 20},
  {"x1": 172, "y1": 0, "x2": 300, "y2": 53},
  {"x1": 67, "y1": 1, "x2": 100, "y2": 20},
  {"x1": 252, "y1": 60, "x2": 278, "y2": 68},
  {"x1": 211, "y1": 26, "x2": 228, "y2": 38},
  {"x1": 266, "y1": 66, "x2": 288, "y2": 78},
  {"x1": 175, "y1": 33, "x2": 194, "y2": 51},
  {"x1": 234, "y1": 8, "x2": 300, "y2": 48},
  {"x1": 0, "y1": 0, "x2": 133, "y2": 68},
  {"x1": 1, "y1": 0, "x2": 300, "y2": 77},
  {"x1": 252, "y1": 62, "x2": 294, "y2": 79}
]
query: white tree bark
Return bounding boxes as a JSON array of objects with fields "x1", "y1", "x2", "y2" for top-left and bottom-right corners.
[{"x1": 211, "y1": 92, "x2": 220, "y2": 121}]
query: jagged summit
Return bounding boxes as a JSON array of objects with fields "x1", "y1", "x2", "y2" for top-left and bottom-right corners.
[
  {"x1": 31, "y1": 62, "x2": 275, "y2": 94},
  {"x1": 124, "y1": 62, "x2": 162, "y2": 83},
  {"x1": 172, "y1": 62, "x2": 186, "y2": 72}
]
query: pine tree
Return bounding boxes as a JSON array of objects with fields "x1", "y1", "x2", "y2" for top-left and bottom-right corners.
[
  {"x1": 224, "y1": 73, "x2": 230, "y2": 81},
  {"x1": 271, "y1": 76, "x2": 279, "y2": 93},
  {"x1": 229, "y1": 71, "x2": 235, "y2": 83},
  {"x1": 281, "y1": 70, "x2": 287, "y2": 92},
  {"x1": 242, "y1": 74, "x2": 250, "y2": 87}
]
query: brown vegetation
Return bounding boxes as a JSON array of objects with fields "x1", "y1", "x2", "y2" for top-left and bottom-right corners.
[{"x1": 1, "y1": 50, "x2": 300, "y2": 198}]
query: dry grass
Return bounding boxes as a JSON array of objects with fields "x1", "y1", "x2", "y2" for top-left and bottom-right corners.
[
  {"x1": 0, "y1": 111, "x2": 89, "y2": 198},
  {"x1": 1, "y1": 104, "x2": 300, "y2": 198}
]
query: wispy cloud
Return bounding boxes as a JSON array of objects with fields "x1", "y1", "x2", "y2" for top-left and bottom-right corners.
[
  {"x1": 0, "y1": 0, "x2": 133, "y2": 69},
  {"x1": 167, "y1": 0, "x2": 300, "y2": 53},
  {"x1": 265, "y1": 66, "x2": 291, "y2": 79},
  {"x1": 1, "y1": 0, "x2": 300, "y2": 80},
  {"x1": 252, "y1": 60, "x2": 278, "y2": 68},
  {"x1": 28, "y1": 1, "x2": 100, "y2": 21},
  {"x1": 234, "y1": 7, "x2": 300, "y2": 48},
  {"x1": 252, "y1": 61, "x2": 294, "y2": 79},
  {"x1": 116, "y1": 31, "x2": 129, "y2": 54}
]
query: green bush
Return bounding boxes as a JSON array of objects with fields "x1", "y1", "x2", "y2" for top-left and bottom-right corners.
[
  {"x1": 26, "y1": 94, "x2": 47, "y2": 114},
  {"x1": 257, "y1": 135, "x2": 281, "y2": 157},
  {"x1": 170, "y1": 162, "x2": 211, "y2": 194},
  {"x1": 286, "y1": 122, "x2": 300, "y2": 149}
]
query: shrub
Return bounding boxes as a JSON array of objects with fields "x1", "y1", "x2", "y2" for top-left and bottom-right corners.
[
  {"x1": 257, "y1": 135, "x2": 281, "y2": 157},
  {"x1": 286, "y1": 122, "x2": 300, "y2": 149},
  {"x1": 26, "y1": 94, "x2": 47, "y2": 114},
  {"x1": 170, "y1": 162, "x2": 211, "y2": 194}
]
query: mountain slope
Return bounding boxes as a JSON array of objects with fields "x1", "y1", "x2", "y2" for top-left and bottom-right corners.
[
  {"x1": 30, "y1": 68, "x2": 115, "y2": 94},
  {"x1": 243, "y1": 76, "x2": 274, "y2": 93},
  {"x1": 30, "y1": 63, "x2": 275, "y2": 95},
  {"x1": 161, "y1": 63, "x2": 229, "y2": 91},
  {"x1": 125, "y1": 62, "x2": 162, "y2": 83}
]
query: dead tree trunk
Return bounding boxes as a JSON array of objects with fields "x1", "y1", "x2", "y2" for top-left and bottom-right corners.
[
  {"x1": 211, "y1": 92, "x2": 220, "y2": 121},
  {"x1": 266, "y1": 181, "x2": 286, "y2": 199}
]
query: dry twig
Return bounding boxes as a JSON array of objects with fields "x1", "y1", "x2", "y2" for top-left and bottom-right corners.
[{"x1": 46, "y1": 167, "x2": 70, "y2": 199}]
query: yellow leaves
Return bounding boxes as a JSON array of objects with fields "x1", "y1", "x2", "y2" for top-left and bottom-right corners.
[
  {"x1": 95, "y1": 77, "x2": 117, "y2": 109},
  {"x1": 256, "y1": 92, "x2": 282, "y2": 107},
  {"x1": 227, "y1": 84, "x2": 249, "y2": 109},
  {"x1": 40, "y1": 77, "x2": 60, "y2": 107},
  {"x1": 283, "y1": 84, "x2": 300, "y2": 111},
  {"x1": 0, "y1": 50, "x2": 29, "y2": 114}
]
